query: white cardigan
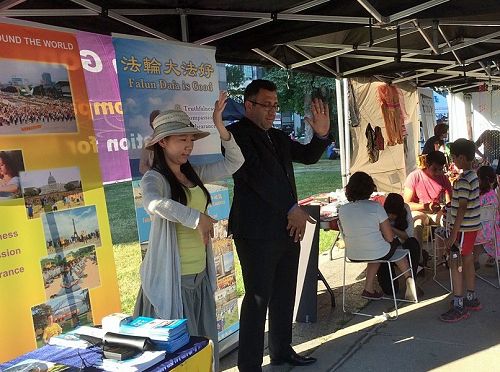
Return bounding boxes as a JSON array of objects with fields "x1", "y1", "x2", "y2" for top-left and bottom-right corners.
[{"x1": 139, "y1": 135, "x2": 244, "y2": 319}]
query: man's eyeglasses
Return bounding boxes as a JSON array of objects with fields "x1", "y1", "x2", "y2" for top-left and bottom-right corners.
[{"x1": 248, "y1": 100, "x2": 280, "y2": 112}]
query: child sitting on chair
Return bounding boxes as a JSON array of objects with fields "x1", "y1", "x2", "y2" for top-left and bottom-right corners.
[
  {"x1": 377, "y1": 193, "x2": 422, "y2": 296},
  {"x1": 440, "y1": 139, "x2": 482, "y2": 323},
  {"x1": 338, "y1": 172, "x2": 417, "y2": 301}
]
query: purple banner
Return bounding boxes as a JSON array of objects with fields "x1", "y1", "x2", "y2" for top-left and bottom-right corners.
[{"x1": 77, "y1": 32, "x2": 131, "y2": 183}]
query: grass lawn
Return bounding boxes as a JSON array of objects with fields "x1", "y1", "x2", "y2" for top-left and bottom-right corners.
[
  {"x1": 112, "y1": 242, "x2": 142, "y2": 315},
  {"x1": 106, "y1": 158, "x2": 342, "y2": 311}
]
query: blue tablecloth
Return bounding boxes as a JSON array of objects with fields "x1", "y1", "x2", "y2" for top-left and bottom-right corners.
[{"x1": 1, "y1": 336, "x2": 209, "y2": 371}]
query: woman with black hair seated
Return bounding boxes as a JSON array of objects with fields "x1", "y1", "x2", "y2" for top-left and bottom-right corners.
[
  {"x1": 338, "y1": 172, "x2": 417, "y2": 301},
  {"x1": 377, "y1": 193, "x2": 422, "y2": 295}
]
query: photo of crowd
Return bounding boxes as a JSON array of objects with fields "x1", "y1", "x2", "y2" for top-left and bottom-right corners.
[
  {"x1": 42, "y1": 205, "x2": 101, "y2": 254},
  {"x1": 0, "y1": 149, "x2": 24, "y2": 200},
  {"x1": 20, "y1": 166, "x2": 84, "y2": 219},
  {"x1": 40, "y1": 245, "x2": 100, "y2": 300},
  {"x1": 31, "y1": 289, "x2": 92, "y2": 348},
  {"x1": 0, "y1": 60, "x2": 77, "y2": 135}
]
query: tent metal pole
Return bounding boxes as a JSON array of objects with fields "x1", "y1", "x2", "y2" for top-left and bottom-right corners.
[
  {"x1": 335, "y1": 79, "x2": 347, "y2": 187},
  {"x1": 356, "y1": 0, "x2": 386, "y2": 23},
  {"x1": 0, "y1": 0, "x2": 25, "y2": 10},
  {"x1": 195, "y1": 0, "x2": 330, "y2": 44},
  {"x1": 286, "y1": 45, "x2": 339, "y2": 77},
  {"x1": 441, "y1": 30, "x2": 500, "y2": 54},
  {"x1": 290, "y1": 49, "x2": 351, "y2": 69},
  {"x1": 180, "y1": 13, "x2": 189, "y2": 42},
  {"x1": 343, "y1": 78, "x2": 351, "y2": 183},
  {"x1": 251, "y1": 48, "x2": 287, "y2": 69},
  {"x1": 413, "y1": 20, "x2": 440, "y2": 54},
  {"x1": 70, "y1": 0, "x2": 175, "y2": 40},
  {"x1": 389, "y1": 0, "x2": 450, "y2": 22},
  {"x1": 292, "y1": 42, "x2": 432, "y2": 55}
]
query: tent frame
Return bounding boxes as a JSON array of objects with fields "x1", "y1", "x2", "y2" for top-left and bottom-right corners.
[{"x1": 2, "y1": 0, "x2": 500, "y2": 92}]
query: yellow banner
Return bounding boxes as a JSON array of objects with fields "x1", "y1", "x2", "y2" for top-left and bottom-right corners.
[{"x1": 0, "y1": 22, "x2": 120, "y2": 361}]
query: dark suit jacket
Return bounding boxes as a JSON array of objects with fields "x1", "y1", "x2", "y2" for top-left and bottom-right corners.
[{"x1": 227, "y1": 117, "x2": 330, "y2": 240}]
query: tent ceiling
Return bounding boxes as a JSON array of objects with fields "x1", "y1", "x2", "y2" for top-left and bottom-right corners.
[{"x1": 2, "y1": 0, "x2": 500, "y2": 93}]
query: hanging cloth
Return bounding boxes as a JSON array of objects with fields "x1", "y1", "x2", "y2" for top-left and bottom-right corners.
[
  {"x1": 374, "y1": 126, "x2": 385, "y2": 150},
  {"x1": 366, "y1": 123, "x2": 379, "y2": 163},
  {"x1": 377, "y1": 84, "x2": 405, "y2": 146},
  {"x1": 347, "y1": 79, "x2": 361, "y2": 127}
]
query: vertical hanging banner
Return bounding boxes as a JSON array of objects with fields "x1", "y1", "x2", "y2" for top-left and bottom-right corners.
[
  {"x1": 77, "y1": 32, "x2": 131, "y2": 184},
  {"x1": 112, "y1": 35, "x2": 221, "y2": 243},
  {"x1": 112, "y1": 35, "x2": 239, "y2": 342},
  {"x1": 112, "y1": 34, "x2": 221, "y2": 178},
  {"x1": 0, "y1": 23, "x2": 121, "y2": 362}
]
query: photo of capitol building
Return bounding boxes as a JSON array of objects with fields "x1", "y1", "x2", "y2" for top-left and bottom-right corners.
[
  {"x1": 20, "y1": 166, "x2": 84, "y2": 218},
  {"x1": 39, "y1": 171, "x2": 80, "y2": 195}
]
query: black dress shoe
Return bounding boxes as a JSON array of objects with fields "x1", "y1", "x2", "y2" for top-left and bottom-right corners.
[{"x1": 270, "y1": 351, "x2": 317, "y2": 366}]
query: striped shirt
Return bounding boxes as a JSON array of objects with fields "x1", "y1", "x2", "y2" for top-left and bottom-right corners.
[{"x1": 450, "y1": 170, "x2": 480, "y2": 231}]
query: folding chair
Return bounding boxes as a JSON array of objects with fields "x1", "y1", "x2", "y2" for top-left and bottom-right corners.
[
  {"x1": 433, "y1": 220, "x2": 453, "y2": 293},
  {"x1": 339, "y1": 222, "x2": 418, "y2": 320},
  {"x1": 475, "y1": 204, "x2": 500, "y2": 288}
]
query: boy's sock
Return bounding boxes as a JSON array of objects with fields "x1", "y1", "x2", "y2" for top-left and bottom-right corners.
[
  {"x1": 453, "y1": 296, "x2": 464, "y2": 308},
  {"x1": 466, "y1": 290, "x2": 476, "y2": 301}
]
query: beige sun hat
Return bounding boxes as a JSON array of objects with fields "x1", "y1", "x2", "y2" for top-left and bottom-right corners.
[{"x1": 145, "y1": 109, "x2": 210, "y2": 150}]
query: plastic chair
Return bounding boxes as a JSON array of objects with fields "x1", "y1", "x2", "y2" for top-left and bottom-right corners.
[
  {"x1": 339, "y1": 222, "x2": 418, "y2": 320},
  {"x1": 475, "y1": 204, "x2": 500, "y2": 288}
]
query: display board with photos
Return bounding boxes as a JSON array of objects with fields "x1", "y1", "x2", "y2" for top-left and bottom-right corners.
[{"x1": 0, "y1": 22, "x2": 120, "y2": 362}]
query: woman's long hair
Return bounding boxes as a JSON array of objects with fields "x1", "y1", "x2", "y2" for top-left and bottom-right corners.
[
  {"x1": 383, "y1": 193, "x2": 408, "y2": 231},
  {"x1": 477, "y1": 165, "x2": 497, "y2": 195},
  {"x1": 0, "y1": 151, "x2": 19, "y2": 177},
  {"x1": 151, "y1": 143, "x2": 211, "y2": 209}
]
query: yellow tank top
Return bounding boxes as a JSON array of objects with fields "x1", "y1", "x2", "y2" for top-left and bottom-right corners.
[{"x1": 176, "y1": 185, "x2": 208, "y2": 275}]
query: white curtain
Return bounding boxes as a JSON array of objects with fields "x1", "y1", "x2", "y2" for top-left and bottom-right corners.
[
  {"x1": 348, "y1": 78, "x2": 419, "y2": 193},
  {"x1": 470, "y1": 91, "x2": 500, "y2": 140},
  {"x1": 447, "y1": 93, "x2": 471, "y2": 141},
  {"x1": 418, "y1": 87, "x2": 436, "y2": 140}
]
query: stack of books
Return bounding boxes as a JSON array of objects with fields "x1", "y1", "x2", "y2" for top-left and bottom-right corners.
[
  {"x1": 48, "y1": 326, "x2": 105, "y2": 349},
  {"x1": 119, "y1": 317, "x2": 189, "y2": 353}
]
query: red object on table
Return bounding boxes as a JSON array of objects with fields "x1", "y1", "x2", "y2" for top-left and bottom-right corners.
[
  {"x1": 298, "y1": 196, "x2": 315, "y2": 206},
  {"x1": 370, "y1": 194, "x2": 386, "y2": 206}
]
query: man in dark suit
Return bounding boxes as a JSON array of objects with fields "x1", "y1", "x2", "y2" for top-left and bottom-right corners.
[{"x1": 227, "y1": 79, "x2": 331, "y2": 371}]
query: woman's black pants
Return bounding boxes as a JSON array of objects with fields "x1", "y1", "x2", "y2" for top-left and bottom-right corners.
[{"x1": 377, "y1": 237, "x2": 421, "y2": 295}]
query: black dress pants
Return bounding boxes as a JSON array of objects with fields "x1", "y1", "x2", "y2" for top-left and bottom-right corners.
[
  {"x1": 235, "y1": 237, "x2": 300, "y2": 372},
  {"x1": 377, "y1": 237, "x2": 421, "y2": 295}
]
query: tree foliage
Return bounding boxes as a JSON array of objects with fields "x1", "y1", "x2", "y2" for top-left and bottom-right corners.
[
  {"x1": 225, "y1": 64, "x2": 245, "y2": 102},
  {"x1": 263, "y1": 68, "x2": 337, "y2": 117}
]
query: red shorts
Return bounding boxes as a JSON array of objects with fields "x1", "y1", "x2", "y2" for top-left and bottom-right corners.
[{"x1": 455, "y1": 231, "x2": 478, "y2": 256}]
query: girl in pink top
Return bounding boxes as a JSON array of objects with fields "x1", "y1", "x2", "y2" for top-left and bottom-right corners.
[{"x1": 474, "y1": 166, "x2": 500, "y2": 259}]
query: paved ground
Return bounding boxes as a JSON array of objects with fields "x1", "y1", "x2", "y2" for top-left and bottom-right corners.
[{"x1": 220, "y1": 244, "x2": 500, "y2": 371}]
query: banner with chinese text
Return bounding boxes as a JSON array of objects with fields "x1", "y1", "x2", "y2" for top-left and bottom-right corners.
[
  {"x1": 112, "y1": 35, "x2": 221, "y2": 179},
  {"x1": 112, "y1": 35, "x2": 221, "y2": 243},
  {"x1": 112, "y1": 35, "x2": 239, "y2": 343}
]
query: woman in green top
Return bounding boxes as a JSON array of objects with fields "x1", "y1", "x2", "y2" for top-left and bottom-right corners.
[{"x1": 135, "y1": 92, "x2": 244, "y2": 369}]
